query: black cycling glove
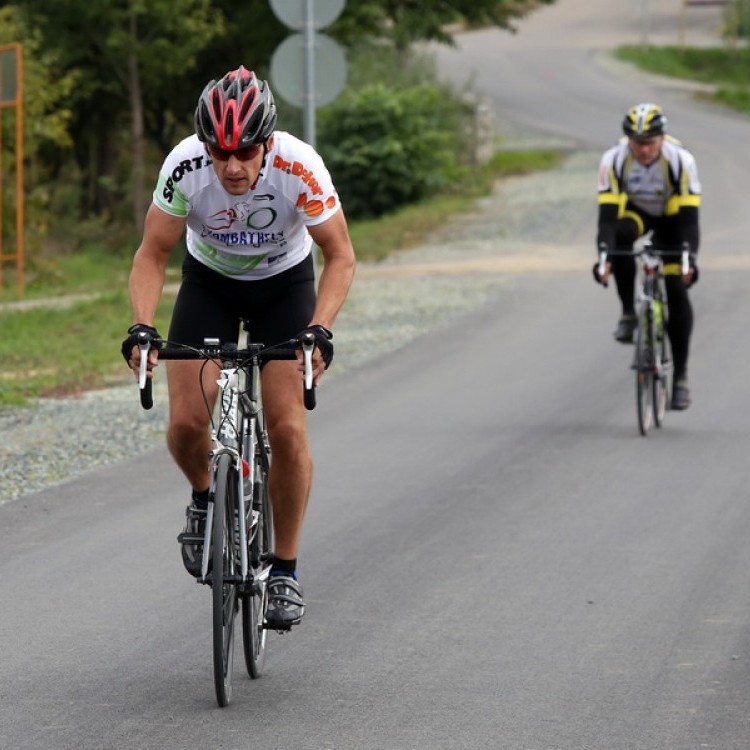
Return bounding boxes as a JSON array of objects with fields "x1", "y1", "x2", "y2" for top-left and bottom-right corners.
[
  {"x1": 687, "y1": 262, "x2": 699, "y2": 288},
  {"x1": 592, "y1": 262, "x2": 607, "y2": 286},
  {"x1": 121, "y1": 323, "x2": 160, "y2": 364},
  {"x1": 299, "y1": 325, "x2": 334, "y2": 369}
]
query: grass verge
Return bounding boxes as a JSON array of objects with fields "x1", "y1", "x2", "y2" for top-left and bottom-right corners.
[
  {"x1": 0, "y1": 290, "x2": 176, "y2": 406},
  {"x1": 616, "y1": 45, "x2": 750, "y2": 113}
]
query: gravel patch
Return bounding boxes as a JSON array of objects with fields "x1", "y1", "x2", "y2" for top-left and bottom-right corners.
[{"x1": 0, "y1": 152, "x2": 595, "y2": 504}]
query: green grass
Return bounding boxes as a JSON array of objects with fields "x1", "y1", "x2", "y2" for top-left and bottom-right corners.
[
  {"x1": 0, "y1": 147, "x2": 563, "y2": 407},
  {"x1": 0, "y1": 246, "x2": 183, "y2": 304},
  {"x1": 616, "y1": 45, "x2": 750, "y2": 113},
  {"x1": 0, "y1": 290, "x2": 176, "y2": 406}
]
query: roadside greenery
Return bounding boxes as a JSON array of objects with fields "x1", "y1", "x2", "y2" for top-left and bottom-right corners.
[
  {"x1": 1, "y1": 0, "x2": 557, "y2": 255},
  {"x1": 0, "y1": 147, "x2": 562, "y2": 407},
  {"x1": 0, "y1": 291, "x2": 175, "y2": 407},
  {"x1": 616, "y1": 44, "x2": 750, "y2": 113},
  {"x1": 319, "y1": 84, "x2": 470, "y2": 219}
]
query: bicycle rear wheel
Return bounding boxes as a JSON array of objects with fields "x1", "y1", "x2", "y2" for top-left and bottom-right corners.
[
  {"x1": 635, "y1": 310, "x2": 654, "y2": 436},
  {"x1": 242, "y1": 449, "x2": 272, "y2": 678},
  {"x1": 212, "y1": 453, "x2": 239, "y2": 707}
]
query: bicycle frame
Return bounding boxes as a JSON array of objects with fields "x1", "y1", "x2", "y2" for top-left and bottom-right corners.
[
  {"x1": 598, "y1": 240, "x2": 689, "y2": 435},
  {"x1": 201, "y1": 362, "x2": 250, "y2": 583},
  {"x1": 636, "y1": 249, "x2": 667, "y2": 371},
  {"x1": 200, "y1": 327, "x2": 275, "y2": 586}
]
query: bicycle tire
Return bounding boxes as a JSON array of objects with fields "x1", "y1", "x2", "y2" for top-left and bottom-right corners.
[
  {"x1": 635, "y1": 308, "x2": 654, "y2": 436},
  {"x1": 653, "y1": 324, "x2": 671, "y2": 428},
  {"x1": 212, "y1": 452, "x2": 238, "y2": 707},
  {"x1": 243, "y1": 442, "x2": 272, "y2": 678}
]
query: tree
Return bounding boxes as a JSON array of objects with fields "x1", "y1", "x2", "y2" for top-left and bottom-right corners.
[
  {"x1": 332, "y1": 0, "x2": 557, "y2": 50},
  {"x1": 6, "y1": 0, "x2": 558, "y2": 245},
  {"x1": 0, "y1": 6, "x2": 77, "y2": 255},
  {"x1": 16, "y1": 0, "x2": 222, "y2": 232}
]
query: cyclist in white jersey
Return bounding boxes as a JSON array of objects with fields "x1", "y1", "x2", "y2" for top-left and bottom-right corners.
[
  {"x1": 592, "y1": 103, "x2": 700, "y2": 410},
  {"x1": 122, "y1": 67, "x2": 356, "y2": 627}
]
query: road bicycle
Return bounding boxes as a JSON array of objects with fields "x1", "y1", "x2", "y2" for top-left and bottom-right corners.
[
  {"x1": 135, "y1": 322, "x2": 316, "y2": 707},
  {"x1": 598, "y1": 241, "x2": 690, "y2": 436}
]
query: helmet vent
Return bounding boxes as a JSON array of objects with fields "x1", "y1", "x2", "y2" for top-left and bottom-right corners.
[
  {"x1": 239, "y1": 90, "x2": 255, "y2": 121},
  {"x1": 224, "y1": 108, "x2": 235, "y2": 147}
]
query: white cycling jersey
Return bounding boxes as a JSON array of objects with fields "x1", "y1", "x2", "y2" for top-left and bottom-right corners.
[
  {"x1": 597, "y1": 135, "x2": 701, "y2": 217},
  {"x1": 152, "y1": 131, "x2": 341, "y2": 280}
]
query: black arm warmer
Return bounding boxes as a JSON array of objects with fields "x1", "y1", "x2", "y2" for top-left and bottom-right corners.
[{"x1": 596, "y1": 204, "x2": 619, "y2": 254}]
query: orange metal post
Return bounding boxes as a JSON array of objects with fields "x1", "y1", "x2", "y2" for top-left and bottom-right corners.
[{"x1": 0, "y1": 42, "x2": 24, "y2": 295}]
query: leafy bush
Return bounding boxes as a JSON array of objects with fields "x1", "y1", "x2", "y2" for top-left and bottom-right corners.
[
  {"x1": 317, "y1": 83, "x2": 470, "y2": 219},
  {"x1": 725, "y1": 0, "x2": 750, "y2": 38}
]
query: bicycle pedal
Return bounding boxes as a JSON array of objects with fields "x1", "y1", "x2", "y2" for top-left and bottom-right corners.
[
  {"x1": 177, "y1": 532, "x2": 203, "y2": 544},
  {"x1": 264, "y1": 622, "x2": 294, "y2": 634}
]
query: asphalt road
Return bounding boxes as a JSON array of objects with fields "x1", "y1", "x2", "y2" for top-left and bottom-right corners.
[{"x1": 3, "y1": 1, "x2": 750, "y2": 748}]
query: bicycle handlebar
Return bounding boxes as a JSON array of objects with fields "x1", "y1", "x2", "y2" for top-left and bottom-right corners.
[
  {"x1": 598, "y1": 241, "x2": 693, "y2": 279},
  {"x1": 136, "y1": 332, "x2": 317, "y2": 411}
]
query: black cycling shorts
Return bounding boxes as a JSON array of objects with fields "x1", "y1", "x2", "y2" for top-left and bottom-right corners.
[{"x1": 167, "y1": 252, "x2": 316, "y2": 348}]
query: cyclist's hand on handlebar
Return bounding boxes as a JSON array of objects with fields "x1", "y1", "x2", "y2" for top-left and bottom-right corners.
[
  {"x1": 593, "y1": 242, "x2": 611, "y2": 287},
  {"x1": 592, "y1": 261, "x2": 611, "y2": 287},
  {"x1": 684, "y1": 262, "x2": 699, "y2": 288},
  {"x1": 121, "y1": 324, "x2": 160, "y2": 378},
  {"x1": 296, "y1": 325, "x2": 333, "y2": 380}
]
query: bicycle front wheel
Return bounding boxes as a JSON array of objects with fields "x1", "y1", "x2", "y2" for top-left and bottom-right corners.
[
  {"x1": 653, "y1": 327, "x2": 671, "y2": 428},
  {"x1": 242, "y1": 451, "x2": 272, "y2": 678},
  {"x1": 212, "y1": 452, "x2": 239, "y2": 707},
  {"x1": 635, "y1": 310, "x2": 654, "y2": 436}
]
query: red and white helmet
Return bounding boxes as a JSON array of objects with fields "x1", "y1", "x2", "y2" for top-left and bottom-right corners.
[{"x1": 194, "y1": 66, "x2": 277, "y2": 149}]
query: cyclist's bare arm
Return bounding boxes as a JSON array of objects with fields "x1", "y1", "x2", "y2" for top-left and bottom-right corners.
[
  {"x1": 307, "y1": 209, "x2": 355, "y2": 328},
  {"x1": 303, "y1": 209, "x2": 356, "y2": 379},
  {"x1": 126, "y1": 204, "x2": 186, "y2": 377}
]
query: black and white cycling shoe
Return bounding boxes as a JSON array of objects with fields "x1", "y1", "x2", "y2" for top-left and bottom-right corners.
[
  {"x1": 265, "y1": 575, "x2": 305, "y2": 630},
  {"x1": 613, "y1": 314, "x2": 637, "y2": 343},
  {"x1": 177, "y1": 503, "x2": 207, "y2": 577}
]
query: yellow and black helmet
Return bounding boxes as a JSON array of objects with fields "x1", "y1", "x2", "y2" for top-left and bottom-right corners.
[{"x1": 622, "y1": 103, "x2": 667, "y2": 139}]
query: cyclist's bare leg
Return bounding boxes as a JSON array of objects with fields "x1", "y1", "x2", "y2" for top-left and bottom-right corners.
[
  {"x1": 261, "y1": 359, "x2": 311, "y2": 561},
  {"x1": 166, "y1": 359, "x2": 220, "y2": 493}
]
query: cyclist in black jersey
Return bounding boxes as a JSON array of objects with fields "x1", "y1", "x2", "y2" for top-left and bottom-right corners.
[
  {"x1": 592, "y1": 103, "x2": 700, "y2": 411},
  {"x1": 121, "y1": 67, "x2": 356, "y2": 628}
]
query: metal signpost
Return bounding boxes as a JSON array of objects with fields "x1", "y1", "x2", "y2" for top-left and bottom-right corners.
[{"x1": 270, "y1": 0, "x2": 346, "y2": 148}]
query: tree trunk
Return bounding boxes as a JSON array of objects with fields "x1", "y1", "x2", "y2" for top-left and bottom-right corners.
[{"x1": 128, "y1": 13, "x2": 146, "y2": 233}]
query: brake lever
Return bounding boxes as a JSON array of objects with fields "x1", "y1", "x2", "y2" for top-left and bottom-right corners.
[
  {"x1": 137, "y1": 332, "x2": 153, "y2": 410},
  {"x1": 300, "y1": 332, "x2": 316, "y2": 411}
]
